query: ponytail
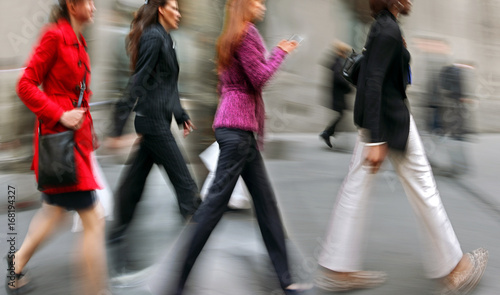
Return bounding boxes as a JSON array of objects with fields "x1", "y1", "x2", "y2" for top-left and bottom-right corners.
[{"x1": 127, "y1": 0, "x2": 167, "y2": 71}]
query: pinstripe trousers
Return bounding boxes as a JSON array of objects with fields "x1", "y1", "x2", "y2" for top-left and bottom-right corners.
[
  {"x1": 318, "y1": 116, "x2": 463, "y2": 278},
  {"x1": 110, "y1": 132, "x2": 199, "y2": 242}
]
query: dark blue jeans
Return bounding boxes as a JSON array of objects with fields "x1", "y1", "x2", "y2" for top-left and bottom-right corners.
[{"x1": 174, "y1": 128, "x2": 292, "y2": 293}]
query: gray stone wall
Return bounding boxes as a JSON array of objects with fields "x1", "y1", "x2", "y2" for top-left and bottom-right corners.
[
  {"x1": 2, "y1": 0, "x2": 500, "y2": 156},
  {"x1": 257, "y1": 0, "x2": 500, "y2": 133}
]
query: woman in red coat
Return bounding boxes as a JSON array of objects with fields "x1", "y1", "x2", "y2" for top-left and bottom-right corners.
[{"x1": 8, "y1": 1, "x2": 108, "y2": 294}]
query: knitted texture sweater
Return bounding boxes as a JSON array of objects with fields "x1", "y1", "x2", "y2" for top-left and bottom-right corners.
[{"x1": 213, "y1": 22, "x2": 287, "y2": 148}]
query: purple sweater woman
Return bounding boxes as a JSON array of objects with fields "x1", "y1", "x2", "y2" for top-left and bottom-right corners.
[
  {"x1": 171, "y1": 1, "x2": 310, "y2": 294},
  {"x1": 213, "y1": 23, "x2": 286, "y2": 148}
]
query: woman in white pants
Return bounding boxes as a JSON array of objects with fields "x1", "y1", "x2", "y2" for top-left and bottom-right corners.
[{"x1": 315, "y1": 0, "x2": 488, "y2": 294}]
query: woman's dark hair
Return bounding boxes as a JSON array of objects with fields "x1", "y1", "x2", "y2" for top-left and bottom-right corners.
[
  {"x1": 127, "y1": 0, "x2": 168, "y2": 71},
  {"x1": 369, "y1": 0, "x2": 399, "y2": 17},
  {"x1": 216, "y1": 0, "x2": 255, "y2": 73},
  {"x1": 49, "y1": 0, "x2": 81, "y2": 23}
]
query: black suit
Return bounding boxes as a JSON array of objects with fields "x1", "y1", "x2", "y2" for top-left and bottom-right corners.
[
  {"x1": 354, "y1": 10, "x2": 411, "y2": 151},
  {"x1": 109, "y1": 24, "x2": 198, "y2": 244}
]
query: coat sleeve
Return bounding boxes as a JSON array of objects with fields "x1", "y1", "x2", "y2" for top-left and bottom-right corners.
[
  {"x1": 172, "y1": 98, "x2": 190, "y2": 126},
  {"x1": 169, "y1": 32, "x2": 189, "y2": 126},
  {"x1": 16, "y1": 29, "x2": 65, "y2": 129},
  {"x1": 237, "y1": 25, "x2": 287, "y2": 91},
  {"x1": 112, "y1": 31, "x2": 162, "y2": 136},
  {"x1": 363, "y1": 33, "x2": 398, "y2": 143},
  {"x1": 110, "y1": 90, "x2": 134, "y2": 137}
]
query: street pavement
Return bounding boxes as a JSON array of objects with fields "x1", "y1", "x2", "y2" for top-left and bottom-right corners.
[{"x1": 0, "y1": 132, "x2": 499, "y2": 295}]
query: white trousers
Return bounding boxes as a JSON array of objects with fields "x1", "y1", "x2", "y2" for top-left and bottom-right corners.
[{"x1": 318, "y1": 116, "x2": 463, "y2": 278}]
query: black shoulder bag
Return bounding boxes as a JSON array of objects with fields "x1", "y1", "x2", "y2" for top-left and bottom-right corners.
[
  {"x1": 37, "y1": 75, "x2": 86, "y2": 190},
  {"x1": 342, "y1": 49, "x2": 365, "y2": 86}
]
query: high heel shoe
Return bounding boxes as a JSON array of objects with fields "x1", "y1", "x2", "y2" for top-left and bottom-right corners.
[{"x1": 5, "y1": 254, "x2": 31, "y2": 294}]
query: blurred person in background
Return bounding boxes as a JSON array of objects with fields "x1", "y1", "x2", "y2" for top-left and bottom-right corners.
[
  {"x1": 319, "y1": 41, "x2": 353, "y2": 148},
  {"x1": 9, "y1": 0, "x2": 109, "y2": 294},
  {"x1": 106, "y1": 0, "x2": 200, "y2": 268},
  {"x1": 315, "y1": 0, "x2": 488, "y2": 294},
  {"x1": 168, "y1": 0, "x2": 311, "y2": 294},
  {"x1": 439, "y1": 62, "x2": 476, "y2": 141}
]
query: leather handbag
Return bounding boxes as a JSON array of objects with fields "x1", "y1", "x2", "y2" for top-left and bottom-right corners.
[
  {"x1": 37, "y1": 77, "x2": 86, "y2": 190},
  {"x1": 342, "y1": 49, "x2": 365, "y2": 86}
]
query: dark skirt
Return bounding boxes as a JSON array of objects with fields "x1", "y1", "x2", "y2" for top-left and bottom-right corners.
[{"x1": 42, "y1": 190, "x2": 96, "y2": 211}]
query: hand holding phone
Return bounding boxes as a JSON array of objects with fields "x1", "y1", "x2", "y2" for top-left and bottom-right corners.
[
  {"x1": 288, "y1": 34, "x2": 304, "y2": 44},
  {"x1": 278, "y1": 35, "x2": 302, "y2": 53}
]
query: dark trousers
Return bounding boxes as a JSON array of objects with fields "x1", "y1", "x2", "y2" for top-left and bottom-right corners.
[
  {"x1": 109, "y1": 132, "x2": 199, "y2": 243},
  {"x1": 174, "y1": 128, "x2": 292, "y2": 294},
  {"x1": 323, "y1": 110, "x2": 344, "y2": 136}
]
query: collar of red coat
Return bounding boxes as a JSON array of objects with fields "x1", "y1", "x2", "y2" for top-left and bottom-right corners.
[{"x1": 57, "y1": 18, "x2": 87, "y2": 49}]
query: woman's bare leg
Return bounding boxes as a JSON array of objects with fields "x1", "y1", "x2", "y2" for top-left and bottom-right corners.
[
  {"x1": 14, "y1": 203, "x2": 66, "y2": 273},
  {"x1": 76, "y1": 203, "x2": 108, "y2": 295}
]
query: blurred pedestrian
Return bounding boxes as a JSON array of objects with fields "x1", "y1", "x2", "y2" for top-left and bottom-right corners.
[
  {"x1": 107, "y1": 0, "x2": 199, "y2": 252},
  {"x1": 319, "y1": 41, "x2": 352, "y2": 148},
  {"x1": 314, "y1": 0, "x2": 488, "y2": 294},
  {"x1": 10, "y1": 1, "x2": 109, "y2": 294},
  {"x1": 440, "y1": 63, "x2": 470, "y2": 140},
  {"x1": 168, "y1": 0, "x2": 310, "y2": 294},
  {"x1": 426, "y1": 65, "x2": 446, "y2": 135}
]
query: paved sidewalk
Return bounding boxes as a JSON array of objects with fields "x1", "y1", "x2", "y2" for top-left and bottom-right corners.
[{"x1": 0, "y1": 132, "x2": 499, "y2": 295}]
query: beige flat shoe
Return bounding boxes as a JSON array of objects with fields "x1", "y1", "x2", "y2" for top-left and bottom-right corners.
[
  {"x1": 314, "y1": 268, "x2": 387, "y2": 292},
  {"x1": 440, "y1": 248, "x2": 488, "y2": 295}
]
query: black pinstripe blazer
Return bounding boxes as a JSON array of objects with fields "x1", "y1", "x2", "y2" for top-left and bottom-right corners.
[
  {"x1": 113, "y1": 23, "x2": 189, "y2": 136},
  {"x1": 354, "y1": 10, "x2": 411, "y2": 151}
]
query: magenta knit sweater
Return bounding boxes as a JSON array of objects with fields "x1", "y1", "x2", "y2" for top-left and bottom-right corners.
[{"x1": 213, "y1": 22, "x2": 287, "y2": 147}]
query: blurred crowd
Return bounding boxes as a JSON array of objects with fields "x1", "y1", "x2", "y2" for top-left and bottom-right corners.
[{"x1": 0, "y1": 0, "x2": 499, "y2": 294}]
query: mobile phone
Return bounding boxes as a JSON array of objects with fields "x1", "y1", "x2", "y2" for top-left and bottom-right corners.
[{"x1": 288, "y1": 34, "x2": 304, "y2": 44}]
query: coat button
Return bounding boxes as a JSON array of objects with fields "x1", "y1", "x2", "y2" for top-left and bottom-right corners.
[
  {"x1": 78, "y1": 60, "x2": 82, "y2": 67},
  {"x1": 72, "y1": 101, "x2": 77, "y2": 107}
]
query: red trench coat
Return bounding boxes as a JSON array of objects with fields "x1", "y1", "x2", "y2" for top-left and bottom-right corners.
[{"x1": 17, "y1": 19, "x2": 100, "y2": 194}]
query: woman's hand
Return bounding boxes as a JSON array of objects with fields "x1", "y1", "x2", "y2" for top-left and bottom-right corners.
[
  {"x1": 183, "y1": 120, "x2": 197, "y2": 138},
  {"x1": 59, "y1": 108, "x2": 86, "y2": 130},
  {"x1": 363, "y1": 144, "x2": 388, "y2": 174},
  {"x1": 278, "y1": 40, "x2": 299, "y2": 53}
]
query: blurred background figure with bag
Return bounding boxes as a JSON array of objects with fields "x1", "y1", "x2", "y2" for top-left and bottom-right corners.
[{"x1": 319, "y1": 40, "x2": 353, "y2": 148}]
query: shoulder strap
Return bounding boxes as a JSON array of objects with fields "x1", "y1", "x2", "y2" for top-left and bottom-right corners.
[{"x1": 77, "y1": 71, "x2": 87, "y2": 108}]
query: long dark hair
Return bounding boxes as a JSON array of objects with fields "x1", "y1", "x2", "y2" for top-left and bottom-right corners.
[
  {"x1": 216, "y1": 0, "x2": 254, "y2": 73},
  {"x1": 49, "y1": 0, "x2": 81, "y2": 23},
  {"x1": 127, "y1": 0, "x2": 168, "y2": 71},
  {"x1": 369, "y1": 0, "x2": 398, "y2": 17}
]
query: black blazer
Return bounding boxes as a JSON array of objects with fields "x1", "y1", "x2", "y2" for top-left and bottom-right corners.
[
  {"x1": 113, "y1": 23, "x2": 189, "y2": 136},
  {"x1": 354, "y1": 10, "x2": 411, "y2": 151}
]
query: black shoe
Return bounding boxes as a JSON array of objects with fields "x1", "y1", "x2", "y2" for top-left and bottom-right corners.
[
  {"x1": 5, "y1": 254, "x2": 31, "y2": 294},
  {"x1": 319, "y1": 132, "x2": 333, "y2": 148}
]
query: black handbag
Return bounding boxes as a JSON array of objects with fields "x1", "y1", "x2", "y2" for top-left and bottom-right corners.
[
  {"x1": 342, "y1": 49, "x2": 365, "y2": 86},
  {"x1": 37, "y1": 77, "x2": 86, "y2": 190}
]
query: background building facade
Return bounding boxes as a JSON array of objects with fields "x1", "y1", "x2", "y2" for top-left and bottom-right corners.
[{"x1": 1, "y1": 0, "x2": 500, "y2": 165}]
